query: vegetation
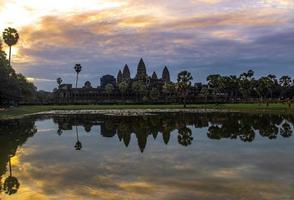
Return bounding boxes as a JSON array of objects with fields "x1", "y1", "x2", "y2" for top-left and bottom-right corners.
[
  {"x1": 177, "y1": 71, "x2": 193, "y2": 108},
  {"x1": 56, "y1": 77, "x2": 63, "y2": 87},
  {"x1": 0, "y1": 28, "x2": 37, "y2": 106},
  {"x1": 74, "y1": 64, "x2": 82, "y2": 88},
  {"x1": 206, "y1": 70, "x2": 294, "y2": 102}
]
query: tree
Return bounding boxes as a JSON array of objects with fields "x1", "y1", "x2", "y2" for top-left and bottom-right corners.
[
  {"x1": 57, "y1": 77, "x2": 63, "y2": 87},
  {"x1": 2, "y1": 27, "x2": 19, "y2": 67},
  {"x1": 279, "y1": 76, "x2": 292, "y2": 88},
  {"x1": 207, "y1": 74, "x2": 224, "y2": 93},
  {"x1": 150, "y1": 87, "x2": 160, "y2": 101},
  {"x1": 132, "y1": 81, "x2": 146, "y2": 101},
  {"x1": 223, "y1": 75, "x2": 239, "y2": 100},
  {"x1": 162, "y1": 82, "x2": 176, "y2": 101},
  {"x1": 256, "y1": 77, "x2": 275, "y2": 100},
  {"x1": 239, "y1": 70, "x2": 254, "y2": 100},
  {"x1": 118, "y1": 81, "x2": 128, "y2": 97},
  {"x1": 177, "y1": 71, "x2": 193, "y2": 108},
  {"x1": 74, "y1": 64, "x2": 82, "y2": 88},
  {"x1": 105, "y1": 83, "x2": 114, "y2": 100},
  {"x1": 200, "y1": 87, "x2": 209, "y2": 102},
  {"x1": 0, "y1": 47, "x2": 36, "y2": 105},
  {"x1": 279, "y1": 76, "x2": 292, "y2": 99}
]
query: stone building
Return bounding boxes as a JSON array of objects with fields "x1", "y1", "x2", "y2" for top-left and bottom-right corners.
[{"x1": 54, "y1": 58, "x2": 180, "y2": 104}]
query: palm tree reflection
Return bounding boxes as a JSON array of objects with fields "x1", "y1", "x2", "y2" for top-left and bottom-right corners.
[
  {"x1": 3, "y1": 156, "x2": 20, "y2": 195},
  {"x1": 74, "y1": 126, "x2": 82, "y2": 151},
  {"x1": 280, "y1": 121, "x2": 292, "y2": 138},
  {"x1": 178, "y1": 126, "x2": 193, "y2": 146}
]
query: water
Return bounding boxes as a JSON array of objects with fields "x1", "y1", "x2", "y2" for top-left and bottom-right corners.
[{"x1": 0, "y1": 112, "x2": 293, "y2": 200}]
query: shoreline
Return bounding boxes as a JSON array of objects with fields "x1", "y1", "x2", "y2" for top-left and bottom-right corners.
[{"x1": 0, "y1": 103, "x2": 293, "y2": 120}]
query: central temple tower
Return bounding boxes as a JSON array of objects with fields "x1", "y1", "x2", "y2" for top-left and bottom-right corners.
[{"x1": 136, "y1": 58, "x2": 147, "y2": 80}]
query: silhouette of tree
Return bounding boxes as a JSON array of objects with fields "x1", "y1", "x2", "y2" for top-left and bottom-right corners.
[
  {"x1": 74, "y1": 64, "x2": 82, "y2": 88},
  {"x1": 2, "y1": 27, "x2": 19, "y2": 67},
  {"x1": 57, "y1": 77, "x2": 63, "y2": 87},
  {"x1": 177, "y1": 71, "x2": 193, "y2": 108}
]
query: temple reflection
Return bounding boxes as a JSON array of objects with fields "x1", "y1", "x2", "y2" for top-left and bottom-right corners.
[{"x1": 51, "y1": 112, "x2": 294, "y2": 152}]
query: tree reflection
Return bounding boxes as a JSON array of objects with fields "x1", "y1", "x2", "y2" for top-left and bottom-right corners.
[
  {"x1": 74, "y1": 126, "x2": 82, "y2": 151},
  {"x1": 280, "y1": 121, "x2": 292, "y2": 138},
  {"x1": 0, "y1": 117, "x2": 36, "y2": 196},
  {"x1": 3, "y1": 156, "x2": 20, "y2": 195},
  {"x1": 52, "y1": 112, "x2": 294, "y2": 152},
  {"x1": 178, "y1": 126, "x2": 193, "y2": 146}
]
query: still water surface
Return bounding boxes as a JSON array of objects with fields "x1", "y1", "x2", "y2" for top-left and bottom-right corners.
[{"x1": 0, "y1": 112, "x2": 294, "y2": 200}]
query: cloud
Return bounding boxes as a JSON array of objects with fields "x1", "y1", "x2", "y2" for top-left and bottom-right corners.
[{"x1": 0, "y1": 0, "x2": 293, "y2": 90}]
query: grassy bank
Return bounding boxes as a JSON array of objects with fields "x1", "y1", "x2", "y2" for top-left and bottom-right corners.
[{"x1": 0, "y1": 103, "x2": 293, "y2": 120}]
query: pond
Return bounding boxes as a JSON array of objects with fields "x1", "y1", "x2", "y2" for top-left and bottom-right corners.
[{"x1": 0, "y1": 112, "x2": 293, "y2": 200}]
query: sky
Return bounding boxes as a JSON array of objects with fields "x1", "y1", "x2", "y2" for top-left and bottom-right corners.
[{"x1": 0, "y1": 0, "x2": 294, "y2": 91}]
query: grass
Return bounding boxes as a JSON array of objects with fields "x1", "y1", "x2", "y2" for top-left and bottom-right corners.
[{"x1": 0, "y1": 103, "x2": 293, "y2": 120}]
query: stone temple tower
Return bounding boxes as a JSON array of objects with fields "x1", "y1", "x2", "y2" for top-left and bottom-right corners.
[
  {"x1": 122, "y1": 64, "x2": 131, "y2": 82},
  {"x1": 117, "y1": 70, "x2": 123, "y2": 84},
  {"x1": 136, "y1": 58, "x2": 147, "y2": 80},
  {"x1": 162, "y1": 66, "x2": 170, "y2": 83}
]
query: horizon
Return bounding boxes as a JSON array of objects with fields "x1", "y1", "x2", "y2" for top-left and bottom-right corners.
[{"x1": 1, "y1": 0, "x2": 294, "y2": 91}]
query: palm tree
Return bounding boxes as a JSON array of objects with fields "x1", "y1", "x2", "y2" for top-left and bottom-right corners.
[
  {"x1": 3, "y1": 156, "x2": 20, "y2": 195},
  {"x1": 74, "y1": 64, "x2": 82, "y2": 88},
  {"x1": 239, "y1": 71, "x2": 255, "y2": 100},
  {"x1": 2, "y1": 27, "x2": 19, "y2": 67},
  {"x1": 57, "y1": 77, "x2": 63, "y2": 88},
  {"x1": 177, "y1": 71, "x2": 193, "y2": 108}
]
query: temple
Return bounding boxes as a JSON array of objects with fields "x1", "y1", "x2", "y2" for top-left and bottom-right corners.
[{"x1": 54, "y1": 58, "x2": 201, "y2": 104}]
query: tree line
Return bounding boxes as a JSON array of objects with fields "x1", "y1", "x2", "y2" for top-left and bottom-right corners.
[{"x1": 205, "y1": 70, "x2": 294, "y2": 102}]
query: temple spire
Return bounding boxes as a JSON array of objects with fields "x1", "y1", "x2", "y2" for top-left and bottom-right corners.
[
  {"x1": 136, "y1": 58, "x2": 147, "y2": 80},
  {"x1": 122, "y1": 64, "x2": 131, "y2": 82},
  {"x1": 162, "y1": 66, "x2": 170, "y2": 83},
  {"x1": 117, "y1": 70, "x2": 123, "y2": 84}
]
